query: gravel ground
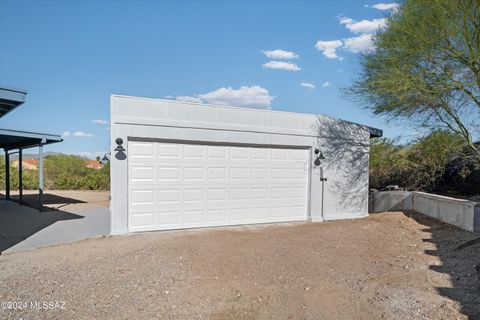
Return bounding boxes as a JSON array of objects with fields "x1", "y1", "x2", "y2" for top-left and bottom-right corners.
[
  {"x1": 3, "y1": 190, "x2": 110, "y2": 211},
  {"x1": 0, "y1": 211, "x2": 479, "y2": 320}
]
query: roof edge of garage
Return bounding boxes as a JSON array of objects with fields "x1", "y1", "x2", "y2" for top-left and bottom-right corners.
[{"x1": 111, "y1": 94, "x2": 383, "y2": 138}]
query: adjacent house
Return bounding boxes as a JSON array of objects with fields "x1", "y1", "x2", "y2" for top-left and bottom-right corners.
[
  {"x1": 85, "y1": 160, "x2": 104, "y2": 170},
  {"x1": 11, "y1": 159, "x2": 104, "y2": 171},
  {"x1": 12, "y1": 159, "x2": 39, "y2": 170}
]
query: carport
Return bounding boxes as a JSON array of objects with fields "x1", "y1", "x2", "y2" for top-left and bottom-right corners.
[{"x1": 0, "y1": 86, "x2": 62, "y2": 209}]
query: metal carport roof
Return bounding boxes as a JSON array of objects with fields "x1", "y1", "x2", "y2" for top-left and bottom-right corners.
[
  {"x1": 0, "y1": 128, "x2": 62, "y2": 150},
  {"x1": 0, "y1": 86, "x2": 27, "y2": 118},
  {"x1": 0, "y1": 86, "x2": 63, "y2": 210}
]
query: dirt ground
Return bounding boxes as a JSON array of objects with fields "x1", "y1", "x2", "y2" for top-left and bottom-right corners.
[
  {"x1": 3, "y1": 190, "x2": 110, "y2": 210},
  {"x1": 0, "y1": 211, "x2": 479, "y2": 320}
]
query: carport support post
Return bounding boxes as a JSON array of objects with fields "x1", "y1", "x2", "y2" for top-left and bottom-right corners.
[
  {"x1": 38, "y1": 143, "x2": 44, "y2": 211},
  {"x1": 5, "y1": 149, "x2": 9, "y2": 200},
  {"x1": 18, "y1": 148, "x2": 23, "y2": 203}
]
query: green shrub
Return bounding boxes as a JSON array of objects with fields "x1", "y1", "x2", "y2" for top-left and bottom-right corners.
[
  {"x1": 0, "y1": 154, "x2": 110, "y2": 191},
  {"x1": 406, "y1": 130, "x2": 465, "y2": 190},
  {"x1": 369, "y1": 138, "x2": 413, "y2": 189},
  {"x1": 369, "y1": 130, "x2": 471, "y2": 192}
]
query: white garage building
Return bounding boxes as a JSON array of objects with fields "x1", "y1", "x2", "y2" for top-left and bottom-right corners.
[{"x1": 110, "y1": 95, "x2": 382, "y2": 235}]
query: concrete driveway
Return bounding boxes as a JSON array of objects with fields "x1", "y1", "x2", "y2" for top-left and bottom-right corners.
[
  {"x1": 0, "y1": 191, "x2": 110, "y2": 253},
  {"x1": 0, "y1": 211, "x2": 479, "y2": 320}
]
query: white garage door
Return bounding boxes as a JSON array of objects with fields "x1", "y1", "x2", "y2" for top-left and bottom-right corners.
[{"x1": 128, "y1": 140, "x2": 310, "y2": 232}]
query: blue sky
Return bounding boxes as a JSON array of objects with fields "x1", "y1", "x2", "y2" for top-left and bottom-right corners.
[{"x1": 0, "y1": 0, "x2": 411, "y2": 159}]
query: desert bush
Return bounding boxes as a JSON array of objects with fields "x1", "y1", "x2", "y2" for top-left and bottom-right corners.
[
  {"x1": 0, "y1": 154, "x2": 109, "y2": 191},
  {"x1": 406, "y1": 130, "x2": 466, "y2": 190},
  {"x1": 369, "y1": 130, "x2": 475, "y2": 193},
  {"x1": 369, "y1": 138, "x2": 412, "y2": 189},
  {"x1": 444, "y1": 143, "x2": 480, "y2": 195}
]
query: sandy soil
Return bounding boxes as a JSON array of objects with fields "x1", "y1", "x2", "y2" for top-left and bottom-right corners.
[
  {"x1": 0, "y1": 211, "x2": 479, "y2": 320},
  {"x1": 3, "y1": 190, "x2": 110, "y2": 211}
]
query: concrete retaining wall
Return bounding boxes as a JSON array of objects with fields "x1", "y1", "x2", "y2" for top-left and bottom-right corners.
[{"x1": 369, "y1": 191, "x2": 480, "y2": 233}]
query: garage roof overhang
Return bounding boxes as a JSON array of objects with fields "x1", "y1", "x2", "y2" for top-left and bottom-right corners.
[
  {"x1": 0, "y1": 87, "x2": 27, "y2": 119},
  {"x1": 0, "y1": 128, "x2": 63, "y2": 151},
  {"x1": 366, "y1": 126, "x2": 383, "y2": 138}
]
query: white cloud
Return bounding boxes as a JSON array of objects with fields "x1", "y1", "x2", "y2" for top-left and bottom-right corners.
[
  {"x1": 338, "y1": 16, "x2": 354, "y2": 25},
  {"x1": 315, "y1": 40, "x2": 343, "y2": 60},
  {"x1": 175, "y1": 96, "x2": 203, "y2": 103},
  {"x1": 262, "y1": 61, "x2": 301, "y2": 71},
  {"x1": 300, "y1": 82, "x2": 316, "y2": 90},
  {"x1": 316, "y1": 13, "x2": 386, "y2": 59},
  {"x1": 343, "y1": 33, "x2": 375, "y2": 53},
  {"x1": 339, "y1": 16, "x2": 387, "y2": 33},
  {"x1": 174, "y1": 86, "x2": 274, "y2": 109},
  {"x1": 372, "y1": 3, "x2": 400, "y2": 10},
  {"x1": 198, "y1": 86, "x2": 273, "y2": 109},
  {"x1": 92, "y1": 119, "x2": 108, "y2": 125},
  {"x1": 262, "y1": 49, "x2": 299, "y2": 60},
  {"x1": 70, "y1": 151, "x2": 106, "y2": 159},
  {"x1": 322, "y1": 81, "x2": 331, "y2": 87},
  {"x1": 63, "y1": 131, "x2": 94, "y2": 138},
  {"x1": 73, "y1": 131, "x2": 94, "y2": 137}
]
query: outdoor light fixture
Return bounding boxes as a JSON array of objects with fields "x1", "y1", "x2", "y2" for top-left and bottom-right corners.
[
  {"x1": 314, "y1": 148, "x2": 325, "y2": 160},
  {"x1": 102, "y1": 153, "x2": 110, "y2": 162},
  {"x1": 114, "y1": 138, "x2": 125, "y2": 152}
]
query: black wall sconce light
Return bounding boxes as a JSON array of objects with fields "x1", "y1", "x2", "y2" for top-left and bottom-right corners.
[
  {"x1": 314, "y1": 148, "x2": 325, "y2": 166},
  {"x1": 314, "y1": 148, "x2": 325, "y2": 160},
  {"x1": 114, "y1": 138, "x2": 125, "y2": 152}
]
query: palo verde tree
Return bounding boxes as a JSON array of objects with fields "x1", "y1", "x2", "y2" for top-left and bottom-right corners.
[{"x1": 348, "y1": 0, "x2": 480, "y2": 153}]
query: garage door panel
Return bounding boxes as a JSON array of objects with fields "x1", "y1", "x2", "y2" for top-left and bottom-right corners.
[
  {"x1": 131, "y1": 189, "x2": 154, "y2": 203},
  {"x1": 157, "y1": 189, "x2": 181, "y2": 203},
  {"x1": 128, "y1": 141, "x2": 309, "y2": 232},
  {"x1": 207, "y1": 145, "x2": 228, "y2": 159},
  {"x1": 230, "y1": 167, "x2": 249, "y2": 180},
  {"x1": 130, "y1": 213, "x2": 155, "y2": 229},
  {"x1": 231, "y1": 147, "x2": 249, "y2": 159},
  {"x1": 230, "y1": 187, "x2": 249, "y2": 200},
  {"x1": 230, "y1": 208, "x2": 247, "y2": 221},
  {"x1": 130, "y1": 166, "x2": 155, "y2": 182},
  {"x1": 251, "y1": 207, "x2": 269, "y2": 219},
  {"x1": 207, "y1": 209, "x2": 227, "y2": 222},
  {"x1": 183, "y1": 167, "x2": 205, "y2": 180},
  {"x1": 208, "y1": 167, "x2": 228, "y2": 180},
  {"x1": 251, "y1": 167, "x2": 269, "y2": 180},
  {"x1": 157, "y1": 212, "x2": 182, "y2": 225},
  {"x1": 157, "y1": 143, "x2": 181, "y2": 159},
  {"x1": 130, "y1": 142, "x2": 155, "y2": 160},
  {"x1": 183, "y1": 144, "x2": 205, "y2": 158},
  {"x1": 184, "y1": 209, "x2": 205, "y2": 223},
  {"x1": 158, "y1": 167, "x2": 181, "y2": 181}
]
